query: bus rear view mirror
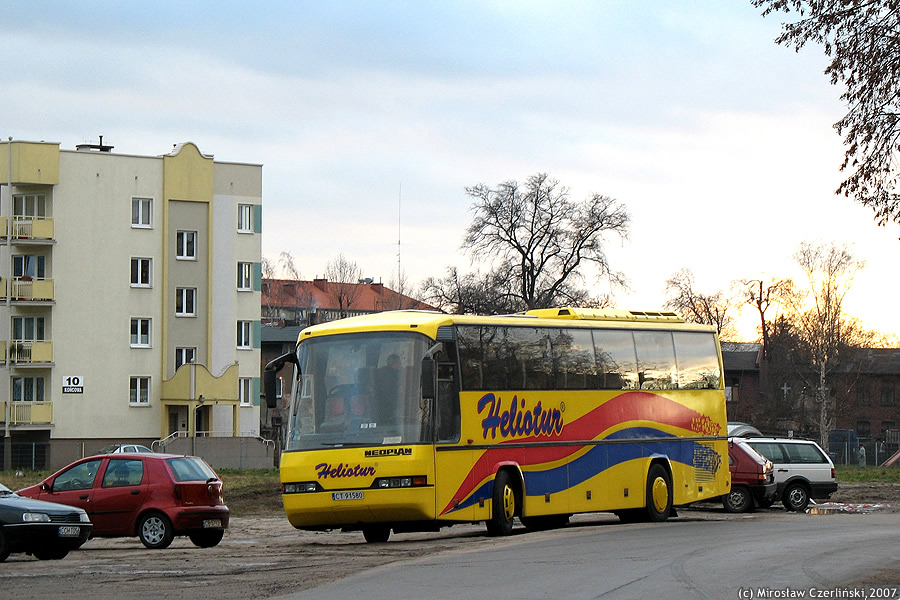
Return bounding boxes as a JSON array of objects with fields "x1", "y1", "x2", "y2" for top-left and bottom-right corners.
[
  {"x1": 264, "y1": 352, "x2": 298, "y2": 409},
  {"x1": 421, "y1": 360, "x2": 436, "y2": 401}
]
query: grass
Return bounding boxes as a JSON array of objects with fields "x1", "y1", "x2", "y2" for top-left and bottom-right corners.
[
  {"x1": 1, "y1": 468, "x2": 283, "y2": 517},
  {"x1": 5, "y1": 466, "x2": 897, "y2": 517},
  {"x1": 835, "y1": 465, "x2": 900, "y2": 483}
]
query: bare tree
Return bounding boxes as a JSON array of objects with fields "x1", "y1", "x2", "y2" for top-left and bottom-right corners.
[
  {"x1": 325, "y1": 253, "x2": 364, "y2": 318},
  {"x1": 278, "y1": 251, "x2": 301, "y2": 280},
  {"x1": 463, "y1": 173, "x2": 630, "y2": 310},
  {"x1": 664, "y1": 268, "x2": 735, "y2": 338},
  {"x1": 737, "y1": 277, "x2": 795, "y2": 360},
  {"x1": 420, "y1": 267, "x2": 521, "y2": 315},
  {"x1": 753, "y1": 0, "x2": 900, "y2": 225},
  {"x1": 261, "y1": 256, "x2": 277, "y2": 279},
  {"x1": 789, "y1": 241, "x2": 865, "y2": 447}
]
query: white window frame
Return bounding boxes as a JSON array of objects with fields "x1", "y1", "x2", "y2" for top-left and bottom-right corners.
[
  {"x1": 132, "y1": 197, "x2": 152, "y2": 228},
  {"x1": 239, "y1": 378, "x2": 253, "y2": 406},
  {"x1": 176, "y1": 287, "x2": 197, "y2": 316},
  {"x1": 237, "y1": 262, "x2": 252, "y2": 291},
  {"x1": 237, "y1": 204, "x2": 253, "y2": 233},
  {"x1": 237, "y1": 321, "x2": 252, "y2": 349},
  {"x1": 13, "y1": 194, "x2": 46, "y2": 217},
  {"x1": 130, "y1": 257, "x2": 152, "y2": 287},
  {"x1": 176, "y1": 230, "x2": 197, "y2": 260},
  {"x1": 175, "y1": 347, "x2": 196, "y2": 371},
  {"x1": 13, "y1": 254, "x2": 46, "y2": 278},
  {"x1": 130, "y1": 318, "x2": 151, "y2": 348},
  {"x1": 129, "y1": 376, "x2": 151, "y2": 405},
  {"x1": 12, "y1": 376, "x2": 45, "y2": 402},
  {"x1": 12, "y1": 316, "x2": 45, "y2": 341}
]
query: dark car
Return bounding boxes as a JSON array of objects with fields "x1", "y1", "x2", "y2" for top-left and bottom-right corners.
[
  {"x1": 17, "y1": 453, "x2": 228, "y2": 549},
  {"x1": 0, "y1": 482, "x2": 92, "y2": 562},
  {"x1": 720, "y1": 438, "x2": 776, "y2": 513}
]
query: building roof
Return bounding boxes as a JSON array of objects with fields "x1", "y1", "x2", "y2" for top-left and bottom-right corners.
[
  {"x1": 262, "y1": 278, "x2": 437, "y2": 313},
  {"x1": 722, "y1": 342, "x2": 762, "y2": 372},
  {"x1": 857, "y1": 348, "x2": 900, "y2": 375},
  {"x1": 260, "y1": 325, "x2": 306, "y2": 344}
]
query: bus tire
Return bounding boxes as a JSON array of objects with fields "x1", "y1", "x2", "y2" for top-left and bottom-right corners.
[
  {"x1": 646, "y1": 463, "x2": 673, "y2": 522},
  {"x1": 362, "y1": 525, "x2": 391, "y2": 543},
  {"x1": 486, "y1": 470, "x2": 516, "y2": 536}
]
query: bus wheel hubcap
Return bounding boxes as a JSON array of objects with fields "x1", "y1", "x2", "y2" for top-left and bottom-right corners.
[
  {"x1": 502, "y1": 486, "x2": 514, "y2": 520},
  {"x1": 651, "y1": 478, "x2": 668, "y2": 512}
]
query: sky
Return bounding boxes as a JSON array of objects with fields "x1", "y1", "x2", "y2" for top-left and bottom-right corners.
[{"x1": 4, "y1": 1, "x2": 899, "y2": 341}]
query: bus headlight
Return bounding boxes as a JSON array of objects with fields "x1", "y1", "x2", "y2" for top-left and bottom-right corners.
[{"x1": 283, "y1": 482, "x2": 319, "y2": 494}]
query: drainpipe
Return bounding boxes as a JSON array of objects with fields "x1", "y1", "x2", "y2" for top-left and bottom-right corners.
[{"x1": 4, "y1": 138, "x2": 12, "y2": 470}]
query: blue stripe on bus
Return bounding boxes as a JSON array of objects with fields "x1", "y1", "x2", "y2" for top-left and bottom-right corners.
[{"x1": 451, "y1": 427, "x2": 718, "y2": 512}]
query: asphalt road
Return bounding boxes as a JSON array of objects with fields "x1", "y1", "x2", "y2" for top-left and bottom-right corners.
[{"x1": 275, "y1": 512, "x2": 900, "y2": 600}]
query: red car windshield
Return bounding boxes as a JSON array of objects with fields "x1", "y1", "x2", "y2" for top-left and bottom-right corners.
[{"x1": 166, "y1": 457, "x2": 218, "y2": 482}]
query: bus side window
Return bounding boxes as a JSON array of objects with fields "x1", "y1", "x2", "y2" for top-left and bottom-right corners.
[{"x1": 436, "y1": 362, "x2": 460, "y2": 443}]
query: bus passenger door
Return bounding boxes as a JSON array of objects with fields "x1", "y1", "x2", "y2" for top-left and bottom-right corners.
[{"x1": 433, "y1": 362, "x2": 476, "y2": 521}]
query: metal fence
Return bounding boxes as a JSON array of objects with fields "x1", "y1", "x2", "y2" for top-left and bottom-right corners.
[{"x1": 0, "y1": 442, "x2": 50, "y2": 470}]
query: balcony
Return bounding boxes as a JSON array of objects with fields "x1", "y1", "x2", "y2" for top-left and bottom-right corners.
[
  {"x1": 0, "y1": 277, "x2": 55, "y2": 302},
  {"x1": 0, "y1": 401, "x2": 54, "y2": 426},
  {"x1": 5, "y1": 216, "x2": 55, "y2": 242},
  {"x1": 9, "y1": 340, "x2": 53, "y2": 365}
]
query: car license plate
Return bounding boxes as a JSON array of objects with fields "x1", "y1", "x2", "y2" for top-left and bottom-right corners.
[
  {"x1": 202, "y1": 519, "x2": 222, "y2": 528},
  {"x1": 58, "y1": 526, "x2": 81, "y2": 537},
  {"x1": 332, "y1": 492, "x2": 364, "y2": 501}
]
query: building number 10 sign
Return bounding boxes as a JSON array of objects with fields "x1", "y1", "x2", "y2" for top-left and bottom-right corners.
[{"x1": 62, "y1": 376, "x2": 85, "y2": 394}]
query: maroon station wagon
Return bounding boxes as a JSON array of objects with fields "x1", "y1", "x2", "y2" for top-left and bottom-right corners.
[
  {"x1": 18, "y1": 453, "x2": 228, "y2": 549},
  {"x1": 720, "y1": 438, "x2": 776, "y2": 513}
]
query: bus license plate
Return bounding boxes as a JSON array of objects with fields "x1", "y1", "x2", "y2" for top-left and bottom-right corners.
[
  {"x1": 332, "y1": 492, "x2": 364, "y2": 501},
  {"x1": 202, "y1": 519, "x2": 222, "y2": 528},
  {"x1": 58, "y1": 526, "x2": 81, "y2": 537}
]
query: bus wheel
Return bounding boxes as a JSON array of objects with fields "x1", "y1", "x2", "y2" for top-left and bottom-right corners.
[
  {"x1": 362, "y1": 525, "x2": 391, "y2": 543},
  {"x1": 646, "y1": 464, "x2": 672, "y2": 522},
  {"x1": 486, "y1": 470, "x2": 516, "y2": 536}
]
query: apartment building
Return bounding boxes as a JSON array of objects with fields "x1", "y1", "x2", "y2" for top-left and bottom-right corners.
[{"x1": 1, "y1": 139, "x2": 262, "y2": 468}]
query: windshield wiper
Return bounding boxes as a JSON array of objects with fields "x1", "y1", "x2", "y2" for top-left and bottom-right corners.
[{"x1": 320, "y1": 442, "x2": 374, "y2": 447}]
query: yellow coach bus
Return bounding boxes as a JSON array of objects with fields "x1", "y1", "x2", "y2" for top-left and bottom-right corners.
[{"x1": 263, "y1": 307, "x2": 729, "y2": 543}]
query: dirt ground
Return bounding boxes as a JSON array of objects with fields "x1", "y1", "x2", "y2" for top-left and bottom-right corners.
[{"x1": 1, "y1": 482, "x2": 896, "y2": 600}]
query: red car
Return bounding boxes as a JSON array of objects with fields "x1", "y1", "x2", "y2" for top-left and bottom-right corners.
[
  {"x1": 17, "y1": 453, "x2": 228, "y2": 549},
  {"x1": 721, "y1": 438, "x2": 777, "y2": 513}
]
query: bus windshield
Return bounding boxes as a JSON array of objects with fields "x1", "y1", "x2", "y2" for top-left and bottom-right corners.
[{"x1": 286, "y1": 331, "x2": 431, "y2": 450}]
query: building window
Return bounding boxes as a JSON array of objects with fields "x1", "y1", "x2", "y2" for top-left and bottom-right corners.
[
  {"x1": 13, "y1": 194, "x2": 46, "y2": 217},
  {"x1": 883, "y1": 422, "x2": 896, "y2": 435},
  {"x1": 176, "y1": 287, "x2": 197, "y2": 316},
  {"x1": 175, "y1": 347, "x2": 196, "y2": 371},
  {"x1": 132, "y1": 198, "x2": 152, "y2": 228},
  {"x1": 857, "y1": 420, "x2": 871, "y2": 438},
  {"x1": 12, "y1": 376, "x2": 45, "y2": 402},
  {"x1": 13, "y1": 255, "x2": 46, "y2": 278},
  {"x1": 12, "y1": 316, "x2": 45, "y2": 341},
  {"x1": 239, "y1": 378, "x2": 253, "y2": 406},
  {"x1": 130, "y1": 257, "x2": 152, "y2": 287},
  {"x1": 130, "y1": 376, "x2": 150, "y2": 405},
  {"x1": 238, "y1": 204, "x2": 253, "y2": 233},
  {"x1": 237, "y1": 262, "x2": 252, "y2": 291},
  {"x1": 881, "y1": 380, "x2": 895, "y2": 406},
  {"x1": 130, "y1": 318, "x2": 151, "y2": 347},
  {"x1": 176, "y1": 230, "x2": 197, "y2": 259},
  {"x1": 237, "y1": 321, "x2": 252, "y2": 349}
]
